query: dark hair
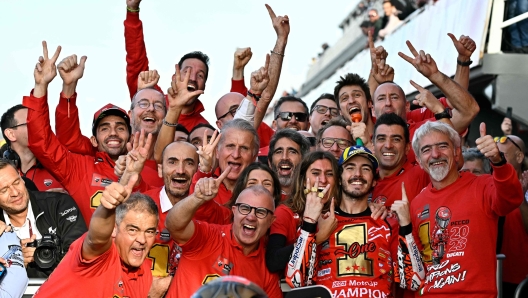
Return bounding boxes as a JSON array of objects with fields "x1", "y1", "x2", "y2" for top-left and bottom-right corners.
[
  {"x1": 273, "y1": 96, "x2": 309, "y2": 119},
  {"x1": 268, "y1": 129, "x2": 311, "y2": 163},
  {"x1": 176, "y1": 124, "x2": 190, "y2": 135},
  {"x1": 1, "y1": 104, "x2": 27, "y2": 146},
  {"x1": 309, "y1": 93, "x2": 336, "y2": 115},
  {"x1": 0, "y1": 159, "x2": 17, "y2": 171},
  {"x1": 177, "y1": 51, "x2": 210, "y2": 81},
  {"x1": 189, "y1": 123, "x2": 216, "y2": 136},
  {"x1": 333, "y1": 73, "x2": 371, "y2": 106},
  {"x1": 115, "y1": 192, "x2": 159, "y2": 225},
  {"x1": 316, "y1": 117, "x2": 351, "y2": 145},
  {"x1": 286, "y1": 151, "x2": 340, "y2": 215},
  {"x1": 373, "y1": 113, "x2": 410, "y2": 143},
  {"x1": 225, "y1": 162, "x2": 281, "y2": 211}
]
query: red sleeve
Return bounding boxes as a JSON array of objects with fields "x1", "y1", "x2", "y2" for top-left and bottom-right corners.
[
  {"x1": 256, "y1": 122, "x2": 275, "y2": 148},
  {"x1": 484, "y1": 163, "x2": 524, "y2": 217},
  {"x1": 189, "y1": 169, "x2": 214, "y2": 195},
  {"x1": 407, "y1": 97, "x2": 449, "y2": 122},
  {"x1": 55, "y1": 93, "x2": 97, "y2": 156},
  {"x1": 270, "y1": 206, "x2": 294, "y2": 237},
  {"x1": 194, "y1": 200, "x2": 232, "y2": 225},
  {"x1": 24, "y1": 92, "x2": 85, "y2": 192},
  {"x1": 124, "y1": 11, "x2": 163, "y2": 99},
  {"x1": 231, "y1": 79, "x2": 248, "y2": 95}
]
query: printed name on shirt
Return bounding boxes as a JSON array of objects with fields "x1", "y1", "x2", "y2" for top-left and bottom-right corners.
[{"x1": 59, "y1": 206, "x2": 77, "y2": 217}]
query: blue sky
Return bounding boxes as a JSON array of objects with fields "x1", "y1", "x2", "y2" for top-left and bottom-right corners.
[{"x1": 0, "y1": 0, "x2": 358, "y2": 136}]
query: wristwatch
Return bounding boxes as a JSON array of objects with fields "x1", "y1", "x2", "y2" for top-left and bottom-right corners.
[
  {"x1": 491, "y1": 151, "x2": 507, "y2": 167},
  {"x1": 434, "y1": 108, "x2": 452, "y2": 120}
]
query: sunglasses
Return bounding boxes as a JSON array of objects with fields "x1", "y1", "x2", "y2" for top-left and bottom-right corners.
[
  {"x1": 494, "y1": 136, "x2": 522, "y2": 152},
  {"x1": 275, "y1": 112, "x2": 308, "y2": 122},
  {"x1": 217, "y1": 105, "x2": 239, "y2": 120},
  {"x1": 311, "y1": 105, "x2": 339, "y2": 117}
]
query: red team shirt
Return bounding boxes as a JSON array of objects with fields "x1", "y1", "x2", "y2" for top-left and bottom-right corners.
[
  {"x1": 166, "y1": 221, "x2": 282, "y2": 298},
  {"x1": 405, "y1": 165, "x2": 523, "y2": 297},
  {"x1": 270, "y1": 205, "x2": 301, "y2": 245},
  {"x1": 34, "y1": 233, "x2": 152, "y2": 298},
  {"x1": 315, "y1": 207, "x2": 399, "y2": 298}
]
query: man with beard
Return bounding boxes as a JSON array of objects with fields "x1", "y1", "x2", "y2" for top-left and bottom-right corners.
[
  {"x1": 268, "y1": 129, "x2": 311, "y2": 200},
  {"x1": 141, "y1": 141, "x2": 198, "y2": 297},
  {"x1": 398, "y1": 121, "x2": 523, "y2": 296},
  {"x1": 0, "y1": 160, "x2": 86, "y2": 278},
  {"x1": 24, "y1": 41, "x2": 145, "y2": 225},
  {"x1": 286, "y1": 145, "x2": 413, "y2": 296},
  {"x1": 165, "y1": 176, "x2": 282, "y2": 297},
  {"x1": 272, "y1": 96, "x2": 310, "y2": 131}
]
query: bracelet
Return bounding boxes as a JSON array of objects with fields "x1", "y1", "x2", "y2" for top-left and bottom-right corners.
[
  {"x1": 490, "y1": 152, "x2": 507, "y2": 167},
  {"x1": 126, "y1": 6, "x2": 140, "y2": 12},
  {"x1": 457, "y1": 59, "x2": 472, "y2": 66},
  {"x1": 198, "y1": 163, "x2": 212, "y2": 174},
  {"x1": 247, "y1": 90, "x2": 261, "y2": 102},
  {"x1": 162, "y1": 119, "x2": 178, "y2": 127},
  {"x1": 303, "y1": 216, "x2": 317, "y2": 223},
  {"x1": 270, "y1": 50, "x2": 285, "y2": 57}
]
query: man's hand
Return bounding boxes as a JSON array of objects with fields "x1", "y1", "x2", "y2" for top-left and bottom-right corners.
[
  {"x1": 369, "y1": 202, "x2": 388, "y2": 220},
  {"x1": 114, "y1": 155, "x2": 127, "y2": 178},
  {"x1": 21, "y1": 235, "x2": 37, "y2": 267},
  {"x1": 197, "y1": 130, "x2": 221, "y2": 173},
  {"x1": 100, "y1": 176, "x2": 138, "y2": 210},
  {"x1": 369, "y1": 31, "x2": 393, "y2": 83},
  {"x1": 58, "y1": 54, "x2": 87, "y2": 86},
  {"x1": 167, "y1": 65, "x2": 204, "y2": 109},
  {"x1": 316, "y1": 198, "x2": 337, "y2": 245},
  {"x1": 390, "y1": 183, "x2": 411, "y2": 226},
  {"x1": 138, "y1": 70, "x2": 160, "y2": 90},
  {"x1": 127, "y1": 0, "x2": 141, "y2": 10},
  {"x1": 34, "y1": 41, "x2": 61, "y2": 87},
  {"x1": 347, "y1": 122, "x2": 370, "y2": 147},
  {"x1": 0, "y1": 221, "x2": 12, "y2": 237},
  {"x1": 233, "y1": 48, "x2": 253, "y2": 71},
  {"x1": 148, "y1": 276, "x2": 172, "y2": 298},
  {"x1": 475, "y1": 122, "x2": 502, "y2": 164},
  {"x1": 398, "y1": 40, "x2": 439, "y2": 79},
  {"x1": 266, "y1": 4, "x2": 289, "y2": 41},
  {"x1": 194, "y1": 167, "x2": 231, "y2": 202},
  {"x1": 303, "y1": 177, "x2": 331, "y2": 221},
  {"x1": 249, "y1": 54, "x2": 270, "y2": 94},
  {"x1": 124, "y1": 130, "x2": 152, "y2": 175},
  {"x1": 447, "y1": 33, "x2": 476, "y2": 62},
  {"x1": 410, "y1": 80, "x2": 444, "y2": 114}
]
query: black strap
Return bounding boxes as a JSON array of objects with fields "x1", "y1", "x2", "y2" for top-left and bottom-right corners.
[{"x1": 496, "y1": 216, "x2": 506, "y2": 254}]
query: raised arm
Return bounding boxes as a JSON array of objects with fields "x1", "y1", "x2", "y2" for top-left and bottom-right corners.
[
  {"x1": 82, "y1": 177, "x2": 137, "y2": 260},
  {"x1": 231, "y1": 47, "x2": 252, "y2": 95},
  {"x1": 165, "y1": 168, "x2": 231, "y2": 245},
  {"x1": 124, "y1": 0, "x2": 163, "y2": 98},
  {"x1": 55, "y1": 54, "x2": 95, "y2": 155},
  {"x1": 367, "y1": 31, "x2": 393, "y2": 99},
  {"x1": 153, "y1": 65, "x2": 203, "y2": 163},
  {"x1": 399, "y1": 41, "x2": 479, "y2": 134},
  {"x1": 448, "y1": 33, "x2": 476, "y2": 91},
  {"x1": 254, "y1": 4, "x2": 290, "y2": 129}
]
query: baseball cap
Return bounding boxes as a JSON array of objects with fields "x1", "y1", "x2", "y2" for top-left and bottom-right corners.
[
  {"x1": 92, "y1": 103, "x2": 131, "y2": 136},
  {"x1": 338, "y1": 145, "x2": 379, "y2": 171}
]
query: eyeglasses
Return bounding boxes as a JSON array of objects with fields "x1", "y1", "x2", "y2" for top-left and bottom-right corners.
[
  {"x1": 494, "y1": 136, "x2": 522, "y2": 152},
  {"x1": 311, "y1": 105, "x2": 339, "y2": 117},
  {"x1": 218, "y1": 106, "x2": 239, "y2": 120},
  {"x1": 320, "y1": 137, "x2": 353, "y2": 149},
  {"x1": 135, "y1": 100, "x2": 165, "y2": 111},
  {"x1": 234, "y1": 203, "x2": 273, "y2": 219},
  {"x1": 8, "y1": 123, "x2": 27, "y2": 129},
  {"x1": 369, "y1": 14, "x2": 377, "y2": 17},
  {"x1": 275, "y1": 112, "x2": 308, "y2": 122}
]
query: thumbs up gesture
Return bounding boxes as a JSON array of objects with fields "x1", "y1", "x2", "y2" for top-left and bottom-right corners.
[
  {"x1": 100, "y1": 175, "x2": 138, "y2": 210},
  {"x1": 58, "y1": 54, "x2": 87, "y2": 86},
  {"x1": 390, "y1": 182, "x2": 411, "y2": 226},
  {"x1": 475, "y1": 122, "x2": 502, "y2": 164}
]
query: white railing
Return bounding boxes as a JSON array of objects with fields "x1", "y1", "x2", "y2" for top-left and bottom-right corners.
[{"x1": 488, "y1": 0, "x2": 528, "y2": 53}]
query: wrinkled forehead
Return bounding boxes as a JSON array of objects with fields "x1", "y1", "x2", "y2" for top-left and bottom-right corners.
[{"x1": 374, "y1": 82, "x2": 405, "y2": 98}]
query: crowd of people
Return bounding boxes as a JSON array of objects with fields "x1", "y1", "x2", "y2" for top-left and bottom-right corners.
[{"x1": 0, "y1": 0, "x2": 527, "y2": 297}]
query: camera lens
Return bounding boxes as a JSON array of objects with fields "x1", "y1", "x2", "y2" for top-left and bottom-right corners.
[{"x1": 35, "y1": 247, "x2": 55, "y2": 269}]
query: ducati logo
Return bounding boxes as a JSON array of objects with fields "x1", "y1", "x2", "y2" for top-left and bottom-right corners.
[{"x1": 44, "y1": 179, "x2": 52, "y2": 187}]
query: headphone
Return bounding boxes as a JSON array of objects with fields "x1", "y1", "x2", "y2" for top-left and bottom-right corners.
[{"x1": 2, "y1": 146, "x2": 21, "y2": 169}]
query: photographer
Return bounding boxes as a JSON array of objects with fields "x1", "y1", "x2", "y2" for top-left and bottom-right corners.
[{"x1": 0, "y1": 159, "x2": 86, "y2": 277}]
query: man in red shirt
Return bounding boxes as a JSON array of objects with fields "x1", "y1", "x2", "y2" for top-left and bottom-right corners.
[
  {"x1": 1, "y1": 105, "x2": 64, "y2": 191},
  {"x1": 35, "y1": 175, "x2": 158, "y2": 297},
  {"x1": 398, "y1": 121, "x2": 523, "y2": 296},
  {"x1": 142, "y1": 141, "x2": 198, "y2": 297},
  {"x1": 164, "y1": 171, "x2": 282, "y2": 297}
]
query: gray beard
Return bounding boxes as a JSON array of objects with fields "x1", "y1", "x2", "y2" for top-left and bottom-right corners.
[
  {"x1": 278, "y1": 176, "x2": 293, "y2": 187},
  {"x1": 429, "y1": 165, "x2": 449, "y2": 181}
]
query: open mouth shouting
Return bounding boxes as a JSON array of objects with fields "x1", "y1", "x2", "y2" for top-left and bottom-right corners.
[
  {"x1": 277, "y1": 161, "x2": 294, "y2": 178},
  {"x1": 242, "y1": 223, "x2": 257, "y2": 237},
  {"x1": 170, "y1": 174, "x2": 190, "y2": 189},
  {"x1": 187, "y1": 80, "x2": 198, "y2": 92}
]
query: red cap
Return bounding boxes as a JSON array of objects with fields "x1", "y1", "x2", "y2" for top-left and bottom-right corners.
[{"x1": 92, "y1": 103, "x2": 131, "y2": 136}]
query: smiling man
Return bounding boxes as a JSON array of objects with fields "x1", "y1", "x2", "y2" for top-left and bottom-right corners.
[
  {"x1": 165, "y1": 171, "x2": 282, "y2": 297},
  {"x1": 34, "y1": 176, "x2": 158, "y2": 298}
]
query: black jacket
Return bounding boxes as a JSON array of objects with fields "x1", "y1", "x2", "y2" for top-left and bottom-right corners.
[{"x1": 0, "y1": 190, "x2": 87, "y2": 278}]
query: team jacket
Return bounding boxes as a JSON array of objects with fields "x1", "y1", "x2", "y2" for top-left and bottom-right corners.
[
  {"x1": 286, "y1": 207, "x2": 411, "y2": 298},
  {"x1": 398, "y1": 163, "x2": 523, "y2": 297},
  {"x1": 24, "y1": 92, "x2": 147, "y2": 226},
  {"x1": 124, "y1": 10, "x2": 209, "y2": 132},
  {"x1": 0, "y1": 190, "x2": 87, "y2": 278},
  {"x1": 54, "y1": 93, "x2": 163, "y2": 188},
  {"x1": 19, "y1": 162, "x2": 65, "y2": 191}
]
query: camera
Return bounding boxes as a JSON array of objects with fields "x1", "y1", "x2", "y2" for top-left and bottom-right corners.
[{"x1": 26, "y1": 234, "x2": 61, "y2": 269}]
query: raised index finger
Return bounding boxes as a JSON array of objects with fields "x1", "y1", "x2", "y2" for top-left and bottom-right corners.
[
  {"x1": 409, "y1": 80, "x2": 424, "y2": 91},
  {"x1": 264, "y1": 53, "x2": 270, "y2": 72},
  {"x1": 406, "y1": 40, "x2": 419, "y2": 57},
  {"x1": 265, "y1": 4, "x2": 277, "y2": 19},
  {"x1": 368, "y1": 30, "x2": 375, "y2": 51},
  {"x1": 50, "y1": 45, "x2": 62, "y2": 64},
  {"x1": 42, "y1": 41, "x2": 49, "y2": 60},
  {"x1": 216, "y1": 166, "x2": 232, "y2": 184}
]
